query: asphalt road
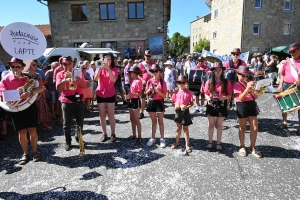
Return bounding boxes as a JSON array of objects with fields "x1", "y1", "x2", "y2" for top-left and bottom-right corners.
[{"x1": 1, "y1": 92, "x2": 300, "y2": 200}]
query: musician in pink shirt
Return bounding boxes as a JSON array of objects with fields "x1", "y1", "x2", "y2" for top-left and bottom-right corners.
[
  {"x1": 204, "y1": 62, "x2": 232, "y2": 153},
  {"x1": 144, "y1": 64, "x2": 167, "y2": 148},
  {"x1": 56, "y1": 56, "x2": 87, "y2": 151},
  {"x1": 233, "y1": 65, "x2": 262, "y2": 158},
  {"x1": 224, "y1": 48, "x2": 247, "y2": 69},
  {"x1": 138, "y1": 50, "x2": 155, "y2": 119},
  {"x1": 278, "y1": 42, "x2": 300, "y2": 131},
  {"x1": 171, "y1": 75, "x2": 194, "y2": 153},
  {"x1": 94, "y1": 53, "x2": 118, "y2": 143}
]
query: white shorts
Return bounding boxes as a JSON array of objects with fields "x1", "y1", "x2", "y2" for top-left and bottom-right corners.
[{"x1": 166, "y1": 84, "x2": 175, "y2": 91}]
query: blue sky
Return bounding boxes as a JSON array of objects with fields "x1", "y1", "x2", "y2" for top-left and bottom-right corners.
[{"x1": 0, "y1": 0, "x2": 210, "y2": 37}]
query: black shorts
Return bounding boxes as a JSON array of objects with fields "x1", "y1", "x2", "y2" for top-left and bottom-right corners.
[
  {"x1": 206, "y1": 100, "x2": 228, "y2": 117},
  {"x1": 9, "y1": 103, "x2": 38, "y2": 131},
  {"x1": 236, "y1": 101, "x2": 257, "y2": 118},
  {"x1": 97, "y1": 95, "x2": 115, "y2": 103},
  {"x1": 191, "y1": 89, "x2": 200, "y2": 96},
  {"x1": 146, "y1": 99, "x2": 165, "y2": 113},
  {"x1": 0, "y1": 107, "x2": 6, "y2": 121},
  {"x1": 174, "y1": 109, "x2": 193, "y2": 126},
  {"x1": 128, "y1": 98, "x2": 141, "y2": 110},
  {"x1": 124, "y1": 84, "x2": 130, "y2": 95},
  {"x1": 141, "y1": 84, "x2": 146, "y2": 98}
]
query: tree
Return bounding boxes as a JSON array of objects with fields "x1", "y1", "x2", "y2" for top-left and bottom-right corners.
[
  {"x1": 168, "y1": 32, "x2": 190, "y2": 56},
  {"x1": 193, "y1": 38, "x2": 210, "y2": 53}
]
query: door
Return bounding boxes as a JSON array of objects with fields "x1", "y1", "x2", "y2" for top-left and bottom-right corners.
[{"x1": 129, "y1": 41, "x2": 144, "y2": 60}]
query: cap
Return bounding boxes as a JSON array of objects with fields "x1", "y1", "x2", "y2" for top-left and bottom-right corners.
[
  {"x1": 7, "y1": 57, "x2": 26, "y2": 67},
  {"x1": 129, "y1": 64, "x2": 141, "y2": 74},
  {"x1": 289, "y1": 42, "x2": 300, "y2": 51},
  {"x1": 145, "y1": 50, "x2": 152, "y2": 56},
  {"x1": 149, "y1": 64, "x2": 161, "y2": 72},
  {"x1": 164, "y1": 60, "x2": 173, "y2": 66},
  {"x1": 61, "y1": 56, "x2": 73, "y2": 63},
  {"x1": 231, "y1": 48, "x2": 241, "y2": 55}
]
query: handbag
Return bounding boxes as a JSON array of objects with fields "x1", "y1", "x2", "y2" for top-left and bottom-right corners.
[
  {"x1": 239, "y1": 82, "x2": 260, "y2": 115},
  {"x1": 255, "y1": 71, "x2": 264, "y2": 76}
]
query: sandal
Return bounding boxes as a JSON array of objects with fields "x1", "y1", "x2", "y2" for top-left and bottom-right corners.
[
  {"x1": 185, "y1": 146, "x2": 192, "y2": 153},
  {"x1": 239, "y1": 146, "x2": 247, "y2": 157},
  {"x1": 216, "y1": 143, "x2": 222, "y2": 153},
  {"x1": 101, "y1": 134, "x2": 108, "y2": 142},
  {"x1": 127, "y1": 135, "x2": 136, "y2": 140},
  {"x1": 250, "y1": 147, "x2": 262, "y2": 158},
  {"x1": 135, "y1": 138, "x2": 142, "y2": 144},
  {"x1": 206, "y1": 143, "x2": 213, "y2": 152},
  {"x1": 18, "y1": 154, "x2": 29, "y2": 165},
  {"x1": 171, "y1": 143, "x2": 179, "y2": 149},
  {"x1": 32, "y1": 152, "x2": 41, "y2": 162},
  {"x1": 42, "y1": 126, "x2": 53, "y2": 131}
]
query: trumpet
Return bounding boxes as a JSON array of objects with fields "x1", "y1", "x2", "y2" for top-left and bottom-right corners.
[
  {"x1": 65, "y1": 70, "x2": 77, "y2": 90},
  {"x1": 255, "y1": 85, "x2": 266, "y2": 96},
  {"x1": 77, "y1": 126, "x2": 85, "y2": 156}
]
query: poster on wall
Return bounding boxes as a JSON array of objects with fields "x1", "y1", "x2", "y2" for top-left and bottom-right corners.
[
  {"x1": 149, "y1": 35, "x2": 163, "y2": 56},
  {"x1": 101, "y1": 41, "x2": 117, "y2": 50}
]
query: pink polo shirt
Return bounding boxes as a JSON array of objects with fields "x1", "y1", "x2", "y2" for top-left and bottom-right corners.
[
  {"x1": 139, "y1": 61, "x2": 155, "y2": 83},
  {"x1": 280, "y1": 58, "x2": 300, "y2": 84},
  {"x1": 225, "y1": 59, "x2": 247, "y2": 69},
  {"x1": 95, "y1": 67, "x2": 118, "y2": 98},
  {"x1": 130, "y1": 79, "x2": 142, "y2": 99},
  {"x1": 233, "y1": 81, "x2": 254, "y2": 102},
  {"x1": 145, "y1": 78, "x2": 167, "y2": 100},
  {"x1": 204, "y1": 80, "x2": 233, "y2": 98},
  {"x1": 171, "y1": 89, "x2": 194, "y2": 107},
  {"x1": 0, "y1": 74, "x2": 27, "y2": 96},
  {"x1": 56, "y1": 70, "x2": 85, "y2": 103}
]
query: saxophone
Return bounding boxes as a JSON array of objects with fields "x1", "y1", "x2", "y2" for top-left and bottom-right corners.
[{"x1": 78, "y1": 126, "x2": 85, "y2": 156}]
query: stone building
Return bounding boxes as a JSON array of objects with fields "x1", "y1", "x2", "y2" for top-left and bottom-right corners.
[
  {"x1": 191, "y1": 0, "x2": 300, "y2": 55},
  {"x1": 46, "y1": 0, "x2": 171, "y2": 60},
  {"x1": 190, "y1": 14, "x2": 211, "y2": 53},
  {"x1": 0, "y1": 24, "x2": 52, "y2": 64}
]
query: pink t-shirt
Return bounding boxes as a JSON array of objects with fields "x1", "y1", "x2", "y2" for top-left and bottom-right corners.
[
  {"x1": 0, "y1": 74, "x2": 27, "y2": 96},
  {"x1": 225, "y1": 59, "x2": 247, "y2": 69},
  {"x1": 53, "y1": 66, "x2": 64, "y2": 82},
  {"x1": 139, "y1": 61, "x2": 155, "y2": 83},
  {"x1": 95, "y1": 67, "x2": 118, "y2": 98},
  {"x1": 56, "y1": 70, "x2": 85, "y2": 103},
  {"x1": 145, "y1": 78, "x2": 168, "y2": 100},
  {"x1": 204, "y1": 80, "x2": 233, "y2": 98},
  {"x1": 233, "y1": 81, "x2": 254, "y2": 102},
  {"x1": 130, "y1": 79, "x2": 142, "y2": 99},
  {"x1": 280, "y1": 58, "x2": 300, "y2": 84},
  {"x1": 171, "y1": 89, "x2": 194, "y2": 107}
]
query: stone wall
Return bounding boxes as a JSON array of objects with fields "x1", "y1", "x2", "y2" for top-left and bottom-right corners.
[
  {"x1": 190, "y1": 14, "x2": 211, "y2": 53},
  {"x1": 242, "y1": 0, "x2": 300, "y2": 53},
  {"x1": 210, "y1": 0, "x2": 244, "y2": 55},
  {"x1": 0, "y1": 45, "x2": 11, "y2": 65},
  {"x1": 48, "y1": 0, "x2": 169, "y2": 60}
]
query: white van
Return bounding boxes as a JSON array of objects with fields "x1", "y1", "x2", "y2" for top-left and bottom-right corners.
[{"x1": 38, "y1": 47, "x2": 120, "y2": 69}]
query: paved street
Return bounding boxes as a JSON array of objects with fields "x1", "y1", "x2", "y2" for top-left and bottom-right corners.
[{"x1": 1, "y1": 92, "x2": 300, "y2": 199}]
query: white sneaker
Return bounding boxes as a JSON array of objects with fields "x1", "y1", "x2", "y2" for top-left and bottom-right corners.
[
  {"x1": 191, "y1": 109, "x2": 198, "y2": 114},
  {"x1": 199, "y1": 106, "x2": 204, "y2": 114},
  {"x1": 147, "y1": 138, "x2": 156, "y2": 146},
  {"x1": 160, "y1": 138, "x2": 166, "y2": 148}
]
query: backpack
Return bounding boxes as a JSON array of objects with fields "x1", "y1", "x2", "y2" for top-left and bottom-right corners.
[{"x1": 229, "y1": 59, "x2": 242, "y2": 69}]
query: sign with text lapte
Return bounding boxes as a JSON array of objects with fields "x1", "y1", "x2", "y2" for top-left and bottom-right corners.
[{"x1": 0, "y1": 22, "x2": 46, "y2": 60}]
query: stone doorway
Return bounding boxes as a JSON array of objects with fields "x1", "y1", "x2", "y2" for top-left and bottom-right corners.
[{"x1": 129, "y1": 40, "x2": 144, "y2": 60}]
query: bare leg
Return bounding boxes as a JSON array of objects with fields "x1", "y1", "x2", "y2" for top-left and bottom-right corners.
[
  {"x1": 98, "y1": 103, "x2": 107, "y2": 135},
  {"x1": 18, "y1": 129, "x2": 29, "y2": 154},
  {"x1": 28, "y1": 127, "x2": 38, "y2": 153},
  {"x1": 208, "y1": 116, "x2": 215, "y2": 146},
  {"x1": 216, "y1": 117, "x2": 225, "y2": 144},
  {"x1": 149, "y1": 112, "x2": 157, "y2": 139},
  {"x1": 248, "y1": 116, "x2": 258, "y2": 149},
  {"x1": 238, "y1": 118, "x2": 248, "y2": 147},
  {"x1": 140, "y1": 97, "x2": 146, "y2": 114},
  {"x1": 175, "y1": 123, "x2": 182, "y2": 145},
  {"x1": 200, "y1": 94, "x2": 205, "y2": 106},
  {"x1": 157, "y1": 112, "x2": 164, "y2": 139},
  {"x1": 183, "y1": 126, "x2": 190, "y2": 148},
  {"x1": 129, "y1": 110, "x2": 136, "y2": 136},
  {"x1": 106, "y1": 103, "x2": 116, "y2": 135},
  {"x1": 133, "y1": 109, "x2": 142, "y2": 138}
]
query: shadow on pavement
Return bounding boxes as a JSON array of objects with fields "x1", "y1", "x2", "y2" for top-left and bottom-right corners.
[{"x1": 0, "y1": 189, "x2": 108, "y2": 200}]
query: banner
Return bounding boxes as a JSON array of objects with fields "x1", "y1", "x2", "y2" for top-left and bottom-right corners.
[
  {"x1": 0, "y1": 22, "x2": 47, "y2": 60},
  {"x1": 201, "y1": 49, "x2": 249, "y2": 64}
]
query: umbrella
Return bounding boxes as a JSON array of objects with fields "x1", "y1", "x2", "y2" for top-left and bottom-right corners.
[{"x1": 271, "y1": 46, "x2": 289, "y2": 54}]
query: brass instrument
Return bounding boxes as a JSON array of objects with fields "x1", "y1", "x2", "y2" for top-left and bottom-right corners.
[
  {"x1": 65, "y1": 70, "x2": 77, "y2": 90},
  {"x1": 78, "y1": 126, "x2": 85, "y2": 156},
  {"x1": 255, "y1": 84, "x2": 266, "y2": 96}
]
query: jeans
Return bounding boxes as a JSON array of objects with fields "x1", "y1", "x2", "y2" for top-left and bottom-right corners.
[{"x1": 61, "y1": 102, "x2": 84, "y2": 144}]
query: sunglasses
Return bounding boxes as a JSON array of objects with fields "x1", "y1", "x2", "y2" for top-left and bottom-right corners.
[
  {"x1": 31, "y1": 64, "x2": 37, "y2": 66},
  {"x1": 151, "y1": 70, "x2": 159, "y2": 73},
  {"x1": 62, "y1": 63, "x2": 72, "y2": 66},
  {"x1": 145, "y1": 55, "x2": 151, "y2": 57},
  {"x1": 82, "y1": 68, "x2": 87, "y2": 69},
  {"x1": 238, "y1": 73, "x2": 247, "y2": 78},
  {"x1": 232, "y1": 54, "x2": 240, "y2": 56},
  {"x1": 10, "y1": 65, "x2": 22, "y2": 69},
  {"x1": 177, "y1": 81, "x2": 186, "y2": 85},
  {"x1": 289, "y1": 49, "x2": 299, "y2": 54}
]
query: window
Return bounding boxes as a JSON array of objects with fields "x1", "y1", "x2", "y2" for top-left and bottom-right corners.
[
  {"x1": 254, "y1": 0, "x2": 262, "y2": 8},
  {"x1": 285, "y1": 0, "x2": 291, "y2": 10},
  {"x1": 214, "y1": 9, "x2": 218, "y2": 18},
  {"x1": 196, "y1": 35, "x2": 198, "y2": 39},
  {"x1": 213, "y1": 49, "x2": 217, "y2": 54},
  {"x1": 199, "y1": 34, "x2": 201, "y2": 38},
  {"x1": 100, "y1": 3, "x2": 115, "y2": 20},
  {"x1": 253, "y1": 22, "x2": 260, "y2": 35},
  {"x1": 193, "y1": 43, "x2": 194, "y2": 47},
  {"x1": 128, "y1": 2, "x2": 144, "y2": 19},
  {"x1": 283, "y1": 23, "x2": 291, "y2": 35},
  {"x1": 213, "y1": 31, "x2": 217, "y2": 39},
  {"x1": 71, "y1": 4, "x2": 87, "y2": 21}
]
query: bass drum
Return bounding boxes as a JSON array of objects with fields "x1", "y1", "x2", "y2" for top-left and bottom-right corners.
[
  {"x1": 0, "y1": 79, "x2": 39, "y2": 112},
  {"x1": 225, "y1": 68, "x2": 237, "y2": 82}
]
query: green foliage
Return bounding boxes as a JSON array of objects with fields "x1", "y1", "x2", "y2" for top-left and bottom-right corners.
[
  {"x1": 193, "y1": 38, "x2": 210, "y2": 53},
  {"x1": 167, "y1": 32, "x2": 190, "y2": 56}
]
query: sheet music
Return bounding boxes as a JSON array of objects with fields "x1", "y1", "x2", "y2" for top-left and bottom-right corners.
[
  {"x1": 266, "y1": 86, "x2": 276, "y2": 93},
  {"x1": 255, "y1": 78, "x2": 272, "y2": 90},
  {"x1": 2, "y1": 90, "x2": 20, "y2": 102},
  {"x1": 73, "y1": 68, "x2": 82, "y2": 80}
]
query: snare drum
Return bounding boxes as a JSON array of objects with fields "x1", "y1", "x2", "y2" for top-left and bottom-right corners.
[
  {"x1": 225, "y1": 68, "x2": 237, "y2": 82},
  {"x1": 274, "y1": 87, "x2": 300, "y2": 114}
]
